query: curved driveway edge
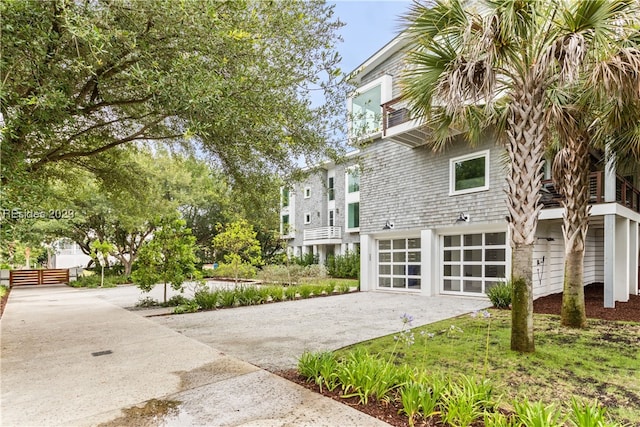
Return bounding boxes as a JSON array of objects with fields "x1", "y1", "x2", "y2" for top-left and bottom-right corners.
[{"x1": 0, "y1": 285, "x2": 389, "y2": 427}]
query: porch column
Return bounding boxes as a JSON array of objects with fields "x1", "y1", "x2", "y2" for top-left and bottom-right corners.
[
  {"x1": 421, "y1": 229, "x2": 436, "y2": 296},
  {"x1": 615, "y1": 218, "x2": 630, "y2": 303},
  {"x1": 604, "y1": 215, "x2": 616, "y2": 308},
  {"x1": 630, "y1": 220, "x2": 639, "y2": 296},
  {"x1": 360, "y1": 235, "x2": 373, "y2": 291}
]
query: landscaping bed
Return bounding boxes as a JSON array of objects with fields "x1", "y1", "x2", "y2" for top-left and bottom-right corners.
[{"x1": 279, "y1": 285, "x2": 640, "y2": 426}]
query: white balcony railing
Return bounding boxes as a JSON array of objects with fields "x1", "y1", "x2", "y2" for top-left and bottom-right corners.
[{"x1": 303, "y1": 226, "x2": 342, "y2": 241}]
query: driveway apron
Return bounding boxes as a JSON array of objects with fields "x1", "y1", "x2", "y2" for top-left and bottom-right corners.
[{"x1": 1, "y1": 285, "x2": 390, "y2": 427}]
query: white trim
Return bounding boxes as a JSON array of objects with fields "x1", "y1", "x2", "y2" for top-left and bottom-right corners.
[
  {"x1": 449, "y1": 150, "x2": 490, "y2": 196},
  {"x1": 348, "y1": 75, "x2": 393, "y2": 140}
]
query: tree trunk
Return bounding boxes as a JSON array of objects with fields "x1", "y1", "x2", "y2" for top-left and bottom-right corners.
[
  {"x1": 561, "y1": 249, "x2": 587, "y2": 327},
  {"x1": 505, "y1": 77, "x2": 547, "y2": 353},
  {"x1": 511, "y1": 243, "x2": 535, "y2": 353},
  {"x1": 555, "y1": 129, "x2": 590, "y2": 328}
]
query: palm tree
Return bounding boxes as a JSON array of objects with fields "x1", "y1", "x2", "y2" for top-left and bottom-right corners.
[
  {"x1": 401, "y1": 0, "x2": 638, "y2": 351},
  {"x1": 550, "y1": 2, "x2": 640, "y2": 328}
]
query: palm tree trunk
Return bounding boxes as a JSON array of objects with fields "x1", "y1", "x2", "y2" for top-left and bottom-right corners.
[
  {"x1": 556, "y1": 132, "x2": 590, "y2": 328},
  {"x1": 505, "y1": 78, "x2": 546, "y2": 353}
]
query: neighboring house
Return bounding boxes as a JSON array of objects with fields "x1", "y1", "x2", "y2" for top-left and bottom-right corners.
[
  {"x1": 280, "y1": 152, "x2": 361, "y2": 263},
  {"x1": 51, "y1": 238, "x2": 92, "y2": 269},
  {"x1": 348, "y1": 34, "x2": 639, "y2": 307}
]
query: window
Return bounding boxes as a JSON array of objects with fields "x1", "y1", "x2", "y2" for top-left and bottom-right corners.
[
  {"x1": 282, "y1": 187, "x2": 290, "y2": 207},
  {"x1": 304, "y1": 187, "x2": 311, "y2": 198},
  {"x1": 378, "y1": 238, "x2": 421, "y2": 290},
  {"x1": 347, "y1": 168, "x2": 360, "y2": 193},
  {"x1": 328, "y1": 210, "x2": 334, "y2": 226},
  {"x1": 450, "y1": 150, "x2": 490, "y2": 195},
  {"x1": 304, "y1": 213, "x2": 311, "y2": 224},
  {"x1": 328, "y1": 177, "x2": 335, "y2": 201},
  {"x1": 347, "y1": 202, "x2": 359, "y2": 229},
  {"x1": 348, "y1": 75, "x2": 392, "y2": 139},
  {"x1": 442, "y1": 232, "x2": 506, "y2": 294},
  {"x1": 281, "y1": 214, "x2": 290, "y2": 234}
]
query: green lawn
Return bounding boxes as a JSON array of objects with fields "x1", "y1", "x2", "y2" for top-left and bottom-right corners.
[{"x1": 337, "y1": 310, "x2": 640, "y2": 424}]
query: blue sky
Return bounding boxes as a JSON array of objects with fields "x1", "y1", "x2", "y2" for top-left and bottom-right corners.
[{"x1": 332, "y1": 0, "x2": 412, "y2": 73}]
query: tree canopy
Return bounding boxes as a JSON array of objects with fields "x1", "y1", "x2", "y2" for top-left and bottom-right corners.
[{"x1": 1, "y1": 0, "x2": 347, "y2": 191}]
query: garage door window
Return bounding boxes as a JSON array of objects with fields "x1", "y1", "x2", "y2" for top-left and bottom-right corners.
[
  {"x1": 378, "y1": 238, "x2": 421, "y2": 290},
  {"x1": 442, "y1": 232, "x2": 506, "y2": 294}
]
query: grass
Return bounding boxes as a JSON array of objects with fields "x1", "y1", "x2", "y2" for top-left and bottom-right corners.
[{"x1": 337, "y1": 310, "x2": 640, "y2": 424}]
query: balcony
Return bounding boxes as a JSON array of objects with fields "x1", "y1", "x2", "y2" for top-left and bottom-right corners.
[
  {"x1": 303, "y1": 226, "x2": 342, "y2": 242},
  {"x1": 541, "y1": 172, "x2": 640, "y2": 213},
  {"x1": 380, "y1": 97, "x2": 432, "y2": 148}
]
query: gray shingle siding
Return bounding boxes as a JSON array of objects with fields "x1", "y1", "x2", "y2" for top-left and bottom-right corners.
[{"x1": 359, "y1": 136, "x2": 509, "y2": 235}]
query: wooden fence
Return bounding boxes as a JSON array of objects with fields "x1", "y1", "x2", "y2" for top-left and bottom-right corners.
[{"x1": 9, "y1": 269, "x2": 70, "y2": 287}]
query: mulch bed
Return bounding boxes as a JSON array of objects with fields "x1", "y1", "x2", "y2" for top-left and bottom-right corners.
[
  {"x1": 533, "y1": 282, "x2": 640, "y2": 322},
  {"x1": 277, "y1": 283, "x2": 640, "y2": 427}
]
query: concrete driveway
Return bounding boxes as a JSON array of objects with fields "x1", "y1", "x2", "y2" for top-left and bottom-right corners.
[
  {"x1": 1, "y1": 284, "x2": 488, "y2": 426},
  {"x1": 147, "y1": 291, "x2": 490, "y2": 371}
]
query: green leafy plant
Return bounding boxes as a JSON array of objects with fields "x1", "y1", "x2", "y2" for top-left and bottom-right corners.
[
  {"x1": 513, "y1": 399, "x2": 566, "y2": 427},
  {"x1": 135, "y1": 296, "x2": 159, "y2": 307},
  {"x1": 212, "y1": 220, "x2": 262, "y2": 284},
  {"x1": 194, "y1": 289, "x2": 220, "y2": 310},
  {"x1": 325, "y1": 250, "x2": 360, "y2": 279},
  {"x1": 162, "y1": 294, "x2": 190, "y2": 307},
  {"x1": 400, "y1": 381, "x2": 422, "y2": 427},
  {"x1": 173, "y1": 300, "x2": 199, "y2": 314},
  {"x1": 338, "y1": 282, "x2": 351, "y2": 294},
  {"x1": 219, "y1": 289, "x2": 238, "y2": 308},
  {"x1": 0, "y1": 285, "x2": 8, "y2": 298},
  {"x1": 440, "y1": 375, "x2": 495, "y2": 427},
  {"x1": 298, "y1": 284, "x2": 315, "y2": 299},
  {"x1": 297, "y1": 351, "x2": 339, "y2": 393},
  {"x1": 568, "y1": 398, "x2": 617, "y2": 427},
  {"x1": 323, "y1": 281, "x2": 336, "y2": 295},
  {"x1": 335, "y1": 349, "x2": 400, "y2": 404},
  {"x1": 265, "y1": 285, "x2": 284, "y2": 302},
  {"x1": 237, "y1": 285, "x2": 263, "y2": 305},
  {"x1": 486, "y1": 281, "x2": 513, "y2": 309},
  {"x1": 284, "y1": 285, "x2": 298, "y2": 300},
  {"x1": 483, "y1": 411, "x2": 518, "y2": 427}
]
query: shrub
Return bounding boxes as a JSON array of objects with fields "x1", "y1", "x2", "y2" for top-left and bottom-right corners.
[
  {"x1": 302, "y1": 264, "x2": 328, "y2": 278},
  {"x1": 487, "y1": 281, "x2": 512, "y2": 309},
  {"x1": 219, "y1": 289, "x2": 238, "y2": 307},
  {"x1": 0, "y1": 285, "x2": 9, "y2": 298},
  {"x1": 513, "y1": 399, "x2": 566, "y2": 427},
  {"x1": 173, "y1": 300, "x2": 199, "y2": 314},
  {"x1": 206, "y1": 262, "x2": 256, "y2": 280},
  {"x1": 326, "y1": 250, "x2": 360, "y2": 279},
  {"x1": 323, "y1": 281, "x2": 336, "y2": 295},
  {"x1": 194, "y1": 289, "x2": 220, "y2": 310},
  {"x1": 135, "y1": 296, "x2": 159, "y2": 307},
  {"x1": 162, "y1": 294, "x2": 190, "y2": 307},
  {"x1": 257, "y1": 264, "x2": 304, "y2": 285},
  {"x1": 298, "y1": 351, "x2": 339, "y2": 392},
  {"x1": 265, "y1": 285, "x2": 285, "y2": 302},
  {"x1": 237, "y1": 285, "x2": 263, "y2": 305},
  {"x1": 291, "y1": 252, "x2": 318, "y2": 266},
  {"x1": 284, "y1": 285, "x2": 298, "y2": 300},
  {"x1": 298, "y1": 284, "x2": 315, "y2": 299}
]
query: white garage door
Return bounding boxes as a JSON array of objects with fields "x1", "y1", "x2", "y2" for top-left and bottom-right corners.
[
  {"x1": 377, "y1": 238, "x2": 421, "y2": 290},
  {"x1": 442, "y1": 232, "x2": 506, "y2": 295}
]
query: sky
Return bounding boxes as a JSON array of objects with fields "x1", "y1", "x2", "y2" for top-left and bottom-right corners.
[{"x1": 332, "y1": 0, "x2": 412, "y2": 74}]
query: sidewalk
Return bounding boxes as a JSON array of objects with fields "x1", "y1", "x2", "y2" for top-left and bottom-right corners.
[{"x1": 0, "y1": 285, "x2": 389, "y2": 426}]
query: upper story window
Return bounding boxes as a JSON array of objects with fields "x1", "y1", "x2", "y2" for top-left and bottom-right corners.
[
  {"x1": 348, "y1": 75, "x2": 392, "y2": 140},
  {"x1": 281, "y1": 187, "x2": 290, "y2": 207},
  {"x1": 304, "y1": 187, "x2": 311, "y2": 198},
  {"x1": 328, "y1": 177, "x2": 335, "y2": 201},
  {"x1": 347, "y1": 168, "x2": 360, "y2": 193},
  {"x1": 347, "y1": 202, "x2": 360, "y2": 229},
  {"x1": 450, "y1": 150, "x2": 490, "y2": 195},
  {"x1": 304, "y1": 212, "x2": 311, "y2": 224}
]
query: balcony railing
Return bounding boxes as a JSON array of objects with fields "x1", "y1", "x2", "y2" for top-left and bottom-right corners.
[
  {"x1": 382, "y1": 97, "x2": 412, "y2": 136},
  {"x1": 303, "y1": 226, "x2": 342, "y2": 241},
  {"x1": 541, "y1": 171, "x2": 640, "y2": 213}
]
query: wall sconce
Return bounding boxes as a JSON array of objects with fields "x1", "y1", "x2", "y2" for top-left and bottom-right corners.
[
  {"x1": 382, "y1": 220, "x2": 394, "y2": 230},
  {"x1": 455, "y1": 212, "x2": 469, "y2": 223}
]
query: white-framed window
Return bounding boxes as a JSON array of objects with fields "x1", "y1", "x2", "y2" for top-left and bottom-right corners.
[
  {"x1": 328, "y1": 210, "x2": 335, "y2": 227},
  {"x1": 348, "y1": 75, "x2": 392, "y2": 139},
  {"x1": 378, "y1": 238, "x2": 421, "y2": 290},
  {"x1": 347, "y1": 202, "x2": 359, "y2": 228},
  {"x1": 442, "y1": 232, "x2": 506, "y2": 295},
  {"x1": 304, "y1": 212, "x2": 311, "y2": 224},
  {"x1": 281, "y1": 214, "x2": 290, "y2": 235},
  {"x1": 450, "y1": 150, "x2": 490, "y2": 195},
  {"x1": 345, "y1": 166, "x2": 360, "y2": 231},
  {"x1": 327, "y1": 176, "x2": 335, "y2": 201},
  {"x1": 281, "y1": 187, "x2": 290, "y2": 207},
  {"x1": 304, "y1": 187, "x2": 311, "y2": 198}
]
